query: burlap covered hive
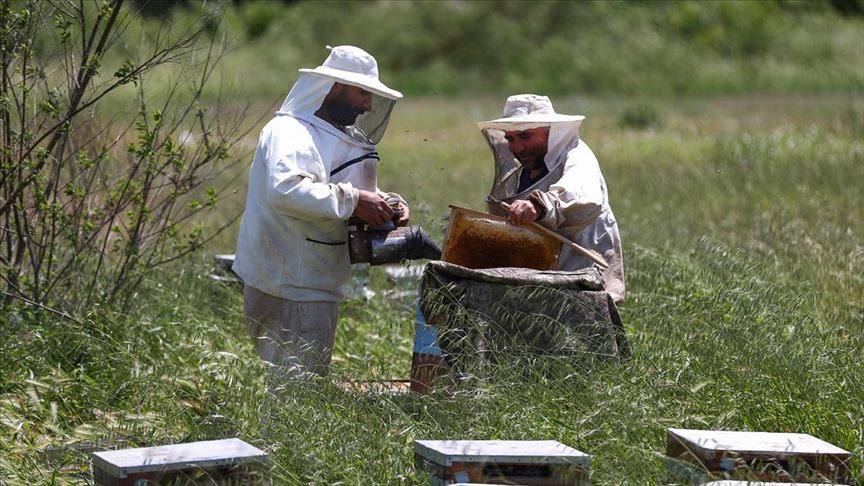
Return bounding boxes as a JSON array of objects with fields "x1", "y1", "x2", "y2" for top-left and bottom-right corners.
[{"x1": 419, "y1": 261, "x2": 629, "y2": 366}]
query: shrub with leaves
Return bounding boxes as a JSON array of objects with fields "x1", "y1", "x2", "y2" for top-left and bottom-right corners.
[{"x1": 0, "y1": 0, "x2": 252, "y2": 315}]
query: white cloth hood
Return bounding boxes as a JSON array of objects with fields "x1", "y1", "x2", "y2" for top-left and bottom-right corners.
[
  {"x1": 478, "y1": 95, "x2": 586, "y2": 198},
  {"x1": 276, "y1": 45, "x2": 400, "y2": 145}
]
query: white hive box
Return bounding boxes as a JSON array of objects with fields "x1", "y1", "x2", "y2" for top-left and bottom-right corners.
[
  {"x1": 209, "y1": 253, "x2": 242, "y2": 284},
  {"x1": 92, "y1": 438, "x2": 269, "y2": 485},
  {"x1": 705, "y1": 481, "x2": 849, "y2": 486},
  {"x1": 666, "y1": 428, "x2": 852, "y2": 483},
  {"x1": 415, "y1": 440, "x2": 590, "y2": 485}
]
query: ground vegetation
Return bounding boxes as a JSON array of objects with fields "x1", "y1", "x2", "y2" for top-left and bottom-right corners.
[{"x1": 1, "y1": 1, "x2": 862, "y2": 483}]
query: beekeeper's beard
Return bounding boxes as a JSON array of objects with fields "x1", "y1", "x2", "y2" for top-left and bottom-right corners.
[
  {"x1": 320, "y1": 91, "x2": 366, "y2": 127},
  {"x1": 514, "y1": 144, "x2": 548, "y2": 171}
]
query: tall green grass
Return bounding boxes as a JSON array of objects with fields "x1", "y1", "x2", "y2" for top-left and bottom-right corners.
[
  {"x1": 1, "y1": 94, "x2": 862, "y2": 483},
  {"x1": 3, "y1": 1, "x2": 863, "y2": 483}
]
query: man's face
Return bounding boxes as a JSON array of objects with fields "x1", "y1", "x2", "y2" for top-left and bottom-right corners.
[
  {"x1": 504, "y1": 127, "x2": 550, "y2": 170},
  {"x1": 320, "y1": 83, "x2": 373, "y2": 127}
]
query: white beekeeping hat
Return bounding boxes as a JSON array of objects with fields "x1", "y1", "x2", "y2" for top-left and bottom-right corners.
[
  {"x1": 299, "y1": 45, "x2": 402, "y2": 100},
  {"x1": 476, "y1": 94, "x2": 583, "y2": 131}
]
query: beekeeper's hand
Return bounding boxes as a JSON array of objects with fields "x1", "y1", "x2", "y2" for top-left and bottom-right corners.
[
  {"x1": 395, "y1": 202, "x2": 410, "y2": 227},
  {"x1": 507, "y1": 199, "x2": 538, "y2": 225},
  {"x1": 355, "y1": 190, "x2": 394, "y2": 226}
]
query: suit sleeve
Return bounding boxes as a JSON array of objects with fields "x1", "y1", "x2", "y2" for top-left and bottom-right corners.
[
  {"x1": 532, "y1": 145, "x2": 603, "y2": 232},
  {"x1": 262, "y1": 124, "x2": 360, "y2": 221}
]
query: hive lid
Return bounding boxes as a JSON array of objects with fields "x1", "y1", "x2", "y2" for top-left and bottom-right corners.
[
  {"x1": 706, "y1": 482, "x2": 848, "y2": 486},
  {"x1": 668, "y1": 429, "x2": 850, "y2": 457},
  {"x1": 424, "y1": 260, "x2": 604, "y2": 290},
  {"x1": 415, "y1": 440, "x2": 590, "y2": 466},
  {"x1": 92, "y1": 438, "x2": 268, "y2": 477}
]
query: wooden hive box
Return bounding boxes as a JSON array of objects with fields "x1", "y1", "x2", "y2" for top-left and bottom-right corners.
[
  {"x1": 337, "y1": 379, "x2": 411, "y2": 395},
  {"x1": 92, "y1": 438, "x2": 269, "y2": 485},
  {"x1": 704, "y1": 481, "x2": 850, "y2": 486},
  {"x1": 415, "y1": 440, "x2": 590, "y2": 486},
  {"x1": 442, "y1": 206, "x2": 561, "y2": 270},
  {"x1": 666, "y1": 428, "x2": 852, "y2": 484}
]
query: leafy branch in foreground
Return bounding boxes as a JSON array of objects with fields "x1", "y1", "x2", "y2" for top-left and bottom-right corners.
[{"x1": 0, "y1": 0, "x2": 254, "y2": 315}]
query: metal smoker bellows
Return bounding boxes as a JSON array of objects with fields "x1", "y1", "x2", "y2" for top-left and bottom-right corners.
[{"x1": 348, "y1": 208, "x2": 441, "y2": 265}]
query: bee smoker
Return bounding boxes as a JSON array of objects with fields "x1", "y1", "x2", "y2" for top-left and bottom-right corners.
[{"x1": 348, "y1": 208, "x2": 441, "y2": 265}]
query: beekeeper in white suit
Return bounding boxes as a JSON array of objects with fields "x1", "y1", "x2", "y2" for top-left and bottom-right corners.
[
  {"x1": 233, "y1": 45, "x2": 408, "y2": 377},
  {"x1": 477, "y1": 94, "x2": 625, "y2": 302}
]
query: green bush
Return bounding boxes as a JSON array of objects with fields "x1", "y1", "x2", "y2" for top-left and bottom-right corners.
[
  {"x1": 237, "y1": 1, "x2": 281, "y2": 40},
  {"x1": 619, "y1": 102, "x2": 664, "y2": 130}
]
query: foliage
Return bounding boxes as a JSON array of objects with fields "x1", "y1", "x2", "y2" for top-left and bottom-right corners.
[
  {"x1": 0, "y1": 261, "x2": 260, "y2": 483},
  {"x1": 1, "y1": 0, "x2": 863, "y2": 483},
  {"x1": 618, "y1": 102, "x2": 664, "y2": 130},
  {"x1": 0, "y1": 0, "x2": 251, "y2": 315},
  {"x1": 169, "y1": 0, "x2": 864, "y2": 100}
]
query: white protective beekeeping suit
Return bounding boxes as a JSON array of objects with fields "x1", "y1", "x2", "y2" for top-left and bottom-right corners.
[
  {"x1": 477, "y1": 95, "x2": 625, "y2": 302},
  {"x1": 233, "y1": 46, "x2": 403, "y2": 303}
]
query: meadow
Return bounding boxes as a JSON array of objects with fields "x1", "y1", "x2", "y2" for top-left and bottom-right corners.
[
  {"x1": 2, "y1": 1, "x2": 864, "y2": 484},
  {"x1": 2, "y1": 92, "x2": 862, "y2": 484}
]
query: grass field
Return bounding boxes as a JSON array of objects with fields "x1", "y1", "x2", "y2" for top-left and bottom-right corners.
[{"x1": 1, "y1": 92, "x2": 862, "y2": 483}]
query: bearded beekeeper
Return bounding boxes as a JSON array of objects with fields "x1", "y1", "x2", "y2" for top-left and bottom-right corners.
[
  {"x1": 233, "y1": 45, "x2": 407, "y2": 378},
  {"x1": 478, "y1": 94, "x2": 625, "y2": 302}
]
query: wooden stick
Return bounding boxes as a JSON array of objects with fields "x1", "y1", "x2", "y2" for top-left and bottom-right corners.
[{"x1": 498, "y1": 201, "x2": 609, "y2": 269}]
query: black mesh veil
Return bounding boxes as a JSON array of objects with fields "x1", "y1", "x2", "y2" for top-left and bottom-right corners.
[{"x1": 348, "y1": 93, "x2": 397, "y2": 145}]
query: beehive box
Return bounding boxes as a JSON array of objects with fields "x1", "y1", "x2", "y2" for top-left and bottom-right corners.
[
  {"x1": 92, "y1": 438, "x2": 269, "y2": 485},
  {"x1": 337, "y1": 379, "x2": 411, "y2": 395},
  {"x1": 209, "y1": 253, "x2": 242, "y2": 284},
  {"x1": 415, "y1": 440, "x2": 590, "y2": 486},
  {"x1": 442, "y1": 206, "x2": 561, "y2": 270},
  {"x1": 666, "y1": 428, "x2": 852, "y2": 483},
  {"x1": 704, "y1": 481, "x2": 849, "y2": 486}
]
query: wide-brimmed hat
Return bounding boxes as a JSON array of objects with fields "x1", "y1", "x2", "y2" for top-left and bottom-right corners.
[
  {"x1": 299, "y1": 45, "x2": 402, "y2": 100},
  {"x1": 476, "y1": 94, "x2": 584, "y2": 131}
]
